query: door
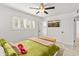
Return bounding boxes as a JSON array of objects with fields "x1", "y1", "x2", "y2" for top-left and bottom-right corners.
[
  {"x1": 38, "y1": 21, "x2": 47, "y2": 37},
  {"x1": 75, "y1": 19, "x2": 79, "y2": 47}
]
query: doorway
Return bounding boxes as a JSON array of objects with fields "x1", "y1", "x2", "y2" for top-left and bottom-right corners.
[
  {"x1": 75, "y1": 17, "x2": 79, "y2": 47},
  {"x1": 38, "y1": 21, "x2": 47, "y2": 37}
]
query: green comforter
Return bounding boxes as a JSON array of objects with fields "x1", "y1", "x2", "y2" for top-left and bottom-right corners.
[
  {"x1": 18, "y1": 39, "x2": 59, "y2": 56},
  {"x1": 0, "y1": 39, "x2": 59, "y2": 56}
]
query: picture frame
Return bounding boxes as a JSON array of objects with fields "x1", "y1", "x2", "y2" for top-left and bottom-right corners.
[{"x1": 48, "y1": 20, "x2": 60, "y2": 27}]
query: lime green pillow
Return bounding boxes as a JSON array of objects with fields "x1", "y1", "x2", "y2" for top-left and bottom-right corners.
[
  {"x1": 0, "y1": 38, "x2": 7, "y2": 46},
  {"x1": 0, "y1": 38, "x2": 18, "y2": 56}
]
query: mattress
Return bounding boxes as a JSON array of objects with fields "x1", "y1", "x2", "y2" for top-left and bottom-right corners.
[{"x1": 15, "y1": 39, "x2": 59, "y2": 56}]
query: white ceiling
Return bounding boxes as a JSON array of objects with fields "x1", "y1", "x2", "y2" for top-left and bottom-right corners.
[{"x1": 2, "y1": 3, "x2": 79, "y2": 17}]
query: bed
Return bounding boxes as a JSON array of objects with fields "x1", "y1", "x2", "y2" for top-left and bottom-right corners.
[{"x1": 0, "y1": 38, "x2": 59, "y2": 56}]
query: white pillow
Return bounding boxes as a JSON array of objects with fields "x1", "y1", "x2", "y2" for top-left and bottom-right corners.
[{"x1": 0, "y1": 46, "x2": 5, "y2": 56}]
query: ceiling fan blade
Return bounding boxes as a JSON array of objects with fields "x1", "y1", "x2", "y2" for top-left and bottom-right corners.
[
  {"x1": 44, "y1": 11, "x2": 48, "y2": 14},
  {"x1": 45, "y1": 7, "x2": 55, "y2": 10},
  {"x1": 29, "y1": 7, "x2": 39, "y2": 10},
  {"x1": 36, "y1": 11, "x2": 39, "y2": 14}
]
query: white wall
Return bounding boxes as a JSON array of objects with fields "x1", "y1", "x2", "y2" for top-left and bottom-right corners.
[
  {"x1": 44, "y1": 13, "x2": 75, "y2": 46},
  {"x1": 0, "y1": 5, "x2": 41, "y2": 42}
]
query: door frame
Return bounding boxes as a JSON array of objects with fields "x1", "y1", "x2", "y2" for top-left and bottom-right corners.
[
  {"x1": 38, "y1": 21, "x2": 48, "y2": 38},
  {"x1": 74, "y1": 17, "x2": 79, "y2": 47},
  {"x1": 74, "y1": 18, "x2": 76, "y2": 47}
]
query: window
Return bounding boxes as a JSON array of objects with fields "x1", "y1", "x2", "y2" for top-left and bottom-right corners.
[
  {"x1": 12, "y1": 16, "x2": 21, "y2": 30},
  {"x1": 12, "y1": 16, "x2": 36, "y2": 30}
]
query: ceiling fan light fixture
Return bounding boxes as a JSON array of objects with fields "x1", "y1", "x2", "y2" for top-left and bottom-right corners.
[
  {"x1": 29, "y1": 3, "x2": 55, "y2": 14},
  {"x1": 39, "y1": 9, "x2": 45, "y2": 13}
]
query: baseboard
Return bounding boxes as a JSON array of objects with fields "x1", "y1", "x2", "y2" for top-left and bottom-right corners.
[{"x1": 56, "y1": 40, "x2": 74, "y2": 48}]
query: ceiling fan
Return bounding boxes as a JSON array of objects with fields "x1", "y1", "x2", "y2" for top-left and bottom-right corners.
[{"x1": 29, "y1": 3, "x2": 55, "y2": 14}]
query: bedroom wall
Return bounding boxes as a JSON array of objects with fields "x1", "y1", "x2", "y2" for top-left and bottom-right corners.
[
  {"x1": 0, "y1": 5, "x2": 42, "y2": 42},
  {"x1": 44, "y1": 13, "x2": 75, "y2": 46}
]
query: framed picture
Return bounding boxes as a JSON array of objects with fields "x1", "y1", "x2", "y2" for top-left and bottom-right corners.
[{"x1": 48, "y1": 20, "x2": 60, "y2": 27}]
